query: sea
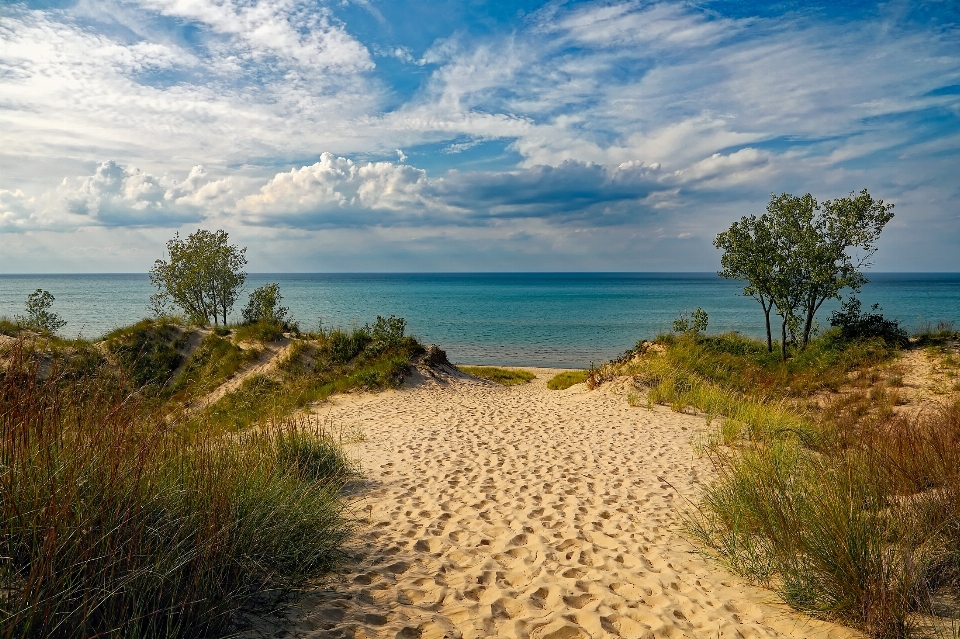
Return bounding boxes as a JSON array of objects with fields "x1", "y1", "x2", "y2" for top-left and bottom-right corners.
[{"x1": 1, "y1": 273, "x2": 957, "y2": 368}]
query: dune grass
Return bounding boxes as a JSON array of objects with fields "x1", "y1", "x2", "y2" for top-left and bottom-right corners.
[
  {"x1": 192, "y1": 323, "x2": 425, "y2": 433},
  {"x1": 459, "y1": 366, "x2": 536, "y2": 386},
  {"x1": 0, "y1": 339, "x2": 355, "y2": 639},
  {"x1": 617, "y1": 330, "x2": 960, "y2": 637},
  {"x1": 546, "y1": 370, "x2": 589, "y2": 390}
]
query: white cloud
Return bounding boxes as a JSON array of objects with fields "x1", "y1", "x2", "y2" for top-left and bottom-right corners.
[
  {"x1": 134, "y1": 0, "x2": 373, "y2": 72},
  {"x1": 2, "y1": 162, "x2": 242, "y2": 230},
  {"x1": 236, "y1": 153, "x2": 444, "y2": 227}
]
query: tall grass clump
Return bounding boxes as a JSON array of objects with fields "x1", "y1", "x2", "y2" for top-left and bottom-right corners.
[
  {"x1": 621, "y1": 330, "x2": 960, "y2": 637},
  {"x1": 459, "y1": 366, "x2": 535, "y2": 386},
  {"x1": 547, "y1": 370, "x2": 589, "y2": 390},
  {"x1": 105, "y1": 319, "x2": 185, "y2": 390},
  {"x1": 0, "y1": 339, "x2": 354, "y2": 639}
]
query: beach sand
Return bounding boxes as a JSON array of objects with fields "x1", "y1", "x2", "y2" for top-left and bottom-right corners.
[{"x1": 247, "y1": 367, "x2": 859, "y2": 639}]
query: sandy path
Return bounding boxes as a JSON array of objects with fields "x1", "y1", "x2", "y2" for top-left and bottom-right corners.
[{"x1": 249, "y1": 368, "x2": 858, "y2": 639}]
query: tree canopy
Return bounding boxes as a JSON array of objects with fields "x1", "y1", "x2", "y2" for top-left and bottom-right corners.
[{"x1": 149, "y1": 229, "x2": 247, "y2": 326}]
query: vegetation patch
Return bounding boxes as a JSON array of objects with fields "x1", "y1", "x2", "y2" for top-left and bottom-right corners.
[
  {"x1": 168, "y1": 332, "x2": 260, "y2": 400},
  {"x1": 196, "y1": 316, "x2": 423, "y2": 433},
  {"x1": 105, "y1": 319, "x2": 185, "y2": 390},
  {"x1": 546, "y1": 370, "x2": 589, "y2": 390},
  {"x1": 613, "y1": 330, "x2": 960, "y2": 637},
  {"x1": 0, "y1": 340, "x2": 354, "y2": 639},
  {"x1": 459, "y1": 366, "x2": 536, "y2": 386}
]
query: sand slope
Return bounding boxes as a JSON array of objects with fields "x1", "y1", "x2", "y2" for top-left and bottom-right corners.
[{"x1": 248, "y1": 368, "x2": 859, "y2": 639}]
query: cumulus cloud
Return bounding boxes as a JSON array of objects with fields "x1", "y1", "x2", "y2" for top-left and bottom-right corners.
[
  {"x1": 236, "y1": 153, "x2": 442, "y2": 227},
  {"x1": 0, "y1": 190, "x2": 37, "y2": 232},
  {"x1": 1, "y1": 162, "x2": 242, "y2": 231},
  {"x1": 235, "y1": 154, "x2": 727, "y2": 228},
  {"x1": 60, "y1": 161, "x2": 239, "y2": 226}
]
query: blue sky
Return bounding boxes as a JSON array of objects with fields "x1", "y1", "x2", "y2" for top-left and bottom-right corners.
[{"x1": 1, "y1": 0, "x2": 958, "y2": 272}]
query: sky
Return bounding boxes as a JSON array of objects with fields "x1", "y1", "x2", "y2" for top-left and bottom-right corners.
[{"x1": 0, "y1": 0, "x2": 958, "y2": 273}]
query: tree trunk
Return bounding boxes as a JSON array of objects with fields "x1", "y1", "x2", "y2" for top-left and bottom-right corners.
[
  {"x1": 763, "y1": 302, "x2": 773, "y2": 353},
  {"x1": 780, "y1": 317, "x2": 788, "y2": 361},
  {"x1": 802, "y1": 301, "x2": 816, "y2": 349}
]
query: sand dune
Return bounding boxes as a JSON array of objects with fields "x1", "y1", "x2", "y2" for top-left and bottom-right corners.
[{"x1": 245, "y1": 368, "x2": 859, "y2": 639}]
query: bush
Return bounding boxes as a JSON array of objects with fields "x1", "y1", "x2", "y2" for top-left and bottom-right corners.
[
  {"x1": 0, "y1": 341, "x2": 353, "y2": 639},
  {"x1": 241, "y1": 283, "x2": 290, "y2": 327},
  {"x1": 106, "y1": 319, "x2": 183, "y2": 390},
  {"x1": 367, "y1": 315, "x2": 406, "y2": 355},
  {"x1": 672, "y1": 307, "x2": 708, "y2": 334},
  {"x1": 829, "y1": 296, "x2": 908, "y2": 346},
  {"x1": 18, "y1": 289, "x2": 66, "y2": 333},
  {"x1": 328, "y1": 328, "x2": 371, "y2": 363}
]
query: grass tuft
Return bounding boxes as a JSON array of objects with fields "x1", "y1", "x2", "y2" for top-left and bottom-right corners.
[
  {"x1": 459, "y1": 366, "x2": 535, "y2": 386},
  {"x1": 546, "y1": 370, "x2": 589, "y2": 390}
]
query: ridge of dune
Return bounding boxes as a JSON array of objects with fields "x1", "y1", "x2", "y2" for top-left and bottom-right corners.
[{"x1": 242, "y1": 368, "x2": 860, "y2": 639}]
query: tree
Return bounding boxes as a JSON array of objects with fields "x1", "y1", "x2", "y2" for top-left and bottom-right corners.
[
  {"x1": 241, "y1": 283, "x2": 289, "y2": 326},
  {"x1": 19, "y1": 289, "x2": 66, "y2": 332},
  {"x1": 149, "y1": 229, "x2": 247, "y2": 326},
  {"x1": 714, "y1": 214, "x2": 780, "y2": 352},
  {"x1": 766, "y1": 190, "x2": 894, "y2": 350},
  {"x1": 797, "y1": 190, "x2": 894, "y2": 348},
  {"x1": 715, "y1": 189, "x2": 894, "y2": 360}
]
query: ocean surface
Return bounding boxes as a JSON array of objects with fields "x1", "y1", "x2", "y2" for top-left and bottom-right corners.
[{"x1": 1, "y1": 273, "x2": 958, "y2": 368}]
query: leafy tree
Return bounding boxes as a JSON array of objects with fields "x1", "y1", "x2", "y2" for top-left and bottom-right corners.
[
  {"x1": 19, "y1": 289, "x2": 66, "y2": 332},
  {"x1": 149, "y1": 229, "x2": 247, "y2": 326},
  {"x1": 241, "y1": 283, "x2": 290, "y2": 326},
  {"x1": 766, "y1": 190, "x2": 894, "y2": 350},
  {"x1": 715, "y1": 189, "x2": 894, "y2": 360},
  {"x1": 715, "y1": 214, "x2": 780, "y2": 351},
  {"x1": 797, "y1": 190, "x2": 894, "y2": 348}
]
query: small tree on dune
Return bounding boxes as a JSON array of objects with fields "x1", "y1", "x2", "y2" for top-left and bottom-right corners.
[
  {"x1": 19, "y1": 289, "x2": 67, "y2": 333},
  {"x1": 715, "y1": 189, "x2": 894, "y2": 360},
  {"x1": 241, "y1": 283, "x2": 290, "y2": 327},
  {"x1": 150, "y1": 229, "x2": 247, "y2": 326},
  {"x1": 714, "y1": 216, "x2": 779, "y2": 352}
]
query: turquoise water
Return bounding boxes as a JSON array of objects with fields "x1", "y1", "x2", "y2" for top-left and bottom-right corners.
[{"x1": 1, "y1": 273, "x2": 957, "y2": 368}]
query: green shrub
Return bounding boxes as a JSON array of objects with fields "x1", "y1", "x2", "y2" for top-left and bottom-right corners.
[
  {"x1": 829, "y1": 296, "x2": 908, "y2": 346},
  {"x1": 328, "y1": 328, "x2": 371, "y2": 363},
  {"x1": 106, "y1": 319, "x2": 183, "y2": 390},
  {"x1": 546, "y1": 370, "x2": 588, "y2": 390},
  {"x1": 18, "y1": 289, "x2": 66, "y2": 333},
  {"x1": 366, "y1": 315, "x2": 406, "y2": 355},
  {"x1": 241, "y1": 283, "x2": 290, "y2": 327},
  {"x1": 459, "y1": 366, "x2": 535, "y2": 386}
]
